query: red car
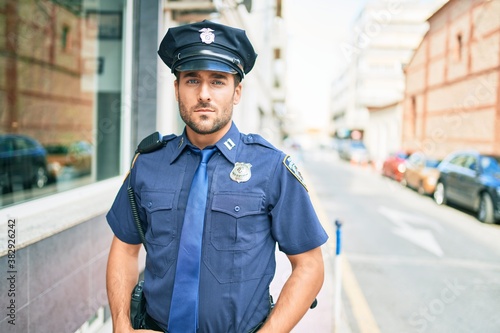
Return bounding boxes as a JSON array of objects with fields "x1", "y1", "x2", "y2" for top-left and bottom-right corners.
[{"x1": 382, "y1": 151, "x2": 411, "y2": 182}]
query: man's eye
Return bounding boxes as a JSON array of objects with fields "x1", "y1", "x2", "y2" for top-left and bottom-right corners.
[
  {"x1": 212, "y1": 80, "x2": 224, "y2": 85},
  {"x1": 187, "y1": 79, "x2": 199, "y2": 84}
]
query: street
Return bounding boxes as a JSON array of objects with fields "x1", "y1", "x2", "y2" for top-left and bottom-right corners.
[{"x1": 274, "y1": 149, "x2": 500, "y2": 333}]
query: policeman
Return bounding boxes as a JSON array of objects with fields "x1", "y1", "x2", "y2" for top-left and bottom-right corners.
[{"x1": 106, "y1": 20, "x2": 328, "y2": 333}]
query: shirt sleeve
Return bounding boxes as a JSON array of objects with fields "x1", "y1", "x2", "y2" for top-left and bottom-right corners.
[
  {"x1": 269, "y1": 154, "x2": 329, "y2": 255},
  {"x1": 106, "y1": 170, "x2": 144, "y2": 245}
]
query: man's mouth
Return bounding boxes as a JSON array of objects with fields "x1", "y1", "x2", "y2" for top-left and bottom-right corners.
[{"x1": 195, "y1": 108, "x2": 214, "y2": 113}]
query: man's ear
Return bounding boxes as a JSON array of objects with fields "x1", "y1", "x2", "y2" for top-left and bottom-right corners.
[
  {"x1": 174, "y1": 79, "x2": 179, "y2": 101},
  {"x1": 233, "y1": 83, "x2": 242, "y2": 105}
]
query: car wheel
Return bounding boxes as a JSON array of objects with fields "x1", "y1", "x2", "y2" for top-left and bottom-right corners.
[
  {"x1": 400, "y1": 177, "x2": 407, "y2": 187},
  {"x1": 1, "y1": 174, "x2": 12, "y2": 194},
  {"x1": 478, "y1": 193, "x2": 495, "y2": 224},
  {"x1": 434, "y1": 182, "x2": 446, "y2": 205},
  {"x1": 34, "y1": 166, "x2": 48, "y2": 189},
  {"x1": 417, "y1": 181, "x2": 425, "y2": 195}
]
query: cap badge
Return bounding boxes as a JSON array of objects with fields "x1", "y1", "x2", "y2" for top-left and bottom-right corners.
[
  {"x1": 199, "y1": 28, "x2": 215, "y2": 44},
  {"x1": 230, "y1": 162, "x2": 252, "y2": 183}
]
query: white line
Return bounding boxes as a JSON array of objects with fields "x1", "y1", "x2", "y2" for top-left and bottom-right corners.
[
  {"x1": 347, "y1": 253, "x2": 500, "y2": 270},
  {"x1": 342, "y1": 259, "x2": 381, "y2": 333}
]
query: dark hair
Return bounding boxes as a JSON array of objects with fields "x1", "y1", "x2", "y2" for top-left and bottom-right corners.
[{"x1": 233, "y1": 74, "x2": 241, "y2": 86}]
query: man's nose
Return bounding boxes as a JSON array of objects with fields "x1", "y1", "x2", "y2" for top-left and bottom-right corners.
[{"x1": 198, "y1": 83, "x2": 211, "y2": 101}]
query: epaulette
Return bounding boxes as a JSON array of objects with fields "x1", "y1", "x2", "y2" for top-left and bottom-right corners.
[{"x1": 242, "y1": 133, "x2": 275, "y2": 149}]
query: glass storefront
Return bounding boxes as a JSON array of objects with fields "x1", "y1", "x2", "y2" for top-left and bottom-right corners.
[{"x1": 0, "y1": 0, "x2": 125, "y2": 207}]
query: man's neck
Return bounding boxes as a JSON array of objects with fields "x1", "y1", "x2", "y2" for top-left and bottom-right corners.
[{"x1": 185, "y1": 122, "x2": 232, "y2": 150}]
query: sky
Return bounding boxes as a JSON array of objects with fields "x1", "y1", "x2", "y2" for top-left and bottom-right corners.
[{"x1": 284, "y1": 0, "x2": 368, "y2": 130}]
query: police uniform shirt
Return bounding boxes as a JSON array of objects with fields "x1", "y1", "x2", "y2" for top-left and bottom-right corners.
[{"x1": 107, "y1": 123, "x2": 328, "y2": 332}]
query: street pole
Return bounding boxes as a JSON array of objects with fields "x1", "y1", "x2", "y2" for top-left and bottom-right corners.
[{"x1": 334, "y1": 219, "x2": 343, "y2": 332}]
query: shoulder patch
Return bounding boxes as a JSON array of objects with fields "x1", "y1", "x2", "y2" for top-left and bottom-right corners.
[{"x1": 283, "y1": 155, "x2": 308, "y2": 191}]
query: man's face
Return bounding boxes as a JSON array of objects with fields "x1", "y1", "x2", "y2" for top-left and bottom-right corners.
[{"x1": 175, "y1": 70, "x2": 242, "y2": 136}]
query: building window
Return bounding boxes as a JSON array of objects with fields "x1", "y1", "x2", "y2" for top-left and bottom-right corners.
[
  {"x1": 61, "y1": 25, "x2": 71, "y2": 51},
  {"x1": 274, "y1": 78, "x2": 281, "y2": 88},
  {"x1": 455, "y1": 33, "x2": 463, "y2": 61},
  {"x1": 276, "y1": 0, "x2": 282, "y2": 17},
  {"x1": 0, "y1": 0, "x2": 125, "y2": 207},
  {"x1": 274, "y1": 48, "x2": 281, "y2": 60},
  {"x1": 411, "y1": 96, "x2": 417, "y2": 138}
]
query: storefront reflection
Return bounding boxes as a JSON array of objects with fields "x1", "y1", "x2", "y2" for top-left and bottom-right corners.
[{"x1": 1, "y1": 0, "x2": 123, "y2": 207}]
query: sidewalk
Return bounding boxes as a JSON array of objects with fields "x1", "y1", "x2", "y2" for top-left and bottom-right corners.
[
  {"x1": 272, "y1": 246, "x2": 351, "y2": 333},
  {"x1": 96, "y1": 319, "x2": 112, "y2": 333}
]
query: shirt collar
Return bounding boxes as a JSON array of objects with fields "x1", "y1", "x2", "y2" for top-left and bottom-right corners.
[
  {"x1": 169, "y1": 122, "x2": 240, "y2": 164},
  {"x1": 169, "y1": 131, "x2": 188, "y2": 164},
  {"x1": 215, "y1": 122, "x2": 239, "y2": 164}
]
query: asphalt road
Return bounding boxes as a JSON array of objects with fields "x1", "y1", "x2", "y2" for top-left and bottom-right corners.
[{"x1": 283, "y1": 149, "x2": 500, "y2": 333}]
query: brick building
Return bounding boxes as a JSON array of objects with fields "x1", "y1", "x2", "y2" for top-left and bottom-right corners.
[
  {"x1": 402, "y1": 0, "x2": 500, "y2": 159},
  {"x1": 1, "y1": 1, "x2": 95, "y2": 146}
]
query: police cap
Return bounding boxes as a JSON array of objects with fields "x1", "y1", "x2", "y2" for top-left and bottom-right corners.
[{"x1": 158, "y1": 20, "x2": 257, "y2": 79}]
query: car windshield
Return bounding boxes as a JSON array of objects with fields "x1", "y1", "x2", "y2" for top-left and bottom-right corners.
[
  {"x1": 480, "y1": 156, "x2": 500, "y2": 176},
  {"x1": 425, "y1": 159, "x2": 440, "y2": 168},
  {"x1": 396, "y1": 152, "x2": 409, "y2": 159},
  {"x1": 351, "y1": 141, "x2": 366, "y2": 149}
]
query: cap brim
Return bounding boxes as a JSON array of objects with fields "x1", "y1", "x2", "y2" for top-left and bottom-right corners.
[{"x1": 174, "y1": 59, "x2": 238, "y2": 74}]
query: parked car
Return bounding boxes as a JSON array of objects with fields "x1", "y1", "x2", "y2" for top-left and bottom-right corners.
[
  {"x1": 338, "y1": 140, "x2": 370, "y2": 164},
  {"x1": 45, "y1": 144, "x2": 69, "y2": 181},
  {"x1": 433, "y1": 151, "x2": 500, "y2": 224},
  {"x1": 0, "y1": 134, "x2": 49, "y2": 193},
  {"x1": 67, "y1": 141, "x2": 92, "y2": 176},
  {"x1": 46, "y1": 141, "x2": 92, "y2": 179},
  {"x1": 402, "y1": 152, "x2": 440, "y2": 195},
  {"x1": 382, "y1": 151, "x2": 411, "y2": 182}
]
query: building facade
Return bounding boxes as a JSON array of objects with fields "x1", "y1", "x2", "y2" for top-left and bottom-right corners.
[
  {"x1": 330, "y1": 0, "x2": 445, "y2": 165},
  {"x1": 402, "y1": 0, "x2": 500, "y2": 159}
]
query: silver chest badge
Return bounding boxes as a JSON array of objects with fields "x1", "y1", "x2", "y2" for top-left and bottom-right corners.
[
  {"x1": 230, "y1": 162, "x2": 252, "y2": 183},
  {"x1": 199, "y1": 28, "x2": 215, "y2": 44}
]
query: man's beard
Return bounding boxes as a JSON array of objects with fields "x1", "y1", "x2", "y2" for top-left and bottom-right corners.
[{"x1": 179, "y1": 101, "x2": 233, "y2": 135}]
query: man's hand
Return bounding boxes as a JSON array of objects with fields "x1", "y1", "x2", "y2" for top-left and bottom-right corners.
[
  {"x1": 259, "y1": 246, "x2": 325, "y2": 333},
  {"x1": 106, "y1": 236, "x2": 143, "y2": 333}
]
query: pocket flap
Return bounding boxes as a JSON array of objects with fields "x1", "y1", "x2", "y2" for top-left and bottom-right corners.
[
  {"x1": 211, "y1": 193, "x2": 263, "y2": 218},
  {"x1": 141, "y1": 190, "x2": 175, "y2": 212}
]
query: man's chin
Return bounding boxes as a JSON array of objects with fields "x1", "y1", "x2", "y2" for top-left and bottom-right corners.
[{"x1": 189, "y1": 124, "x2": 218, "y2": 135}]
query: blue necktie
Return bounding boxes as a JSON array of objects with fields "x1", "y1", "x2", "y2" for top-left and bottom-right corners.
[{"x1": 168, "y1": 147, "x2": 217, "y2": 333}]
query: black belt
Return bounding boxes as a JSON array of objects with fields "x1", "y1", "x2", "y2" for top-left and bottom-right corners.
[
  {"x1": 144, "y1": 313, "x2": 165, "y2": 332},
  {"x1": 144, "y1": 313, "x2": 264, "y2": 333}
]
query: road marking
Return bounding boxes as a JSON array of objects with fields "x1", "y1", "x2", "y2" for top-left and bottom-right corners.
[
  {"x1": 306, "y1": 171, "x2": 380, "y2": 333},
  {"x1": 346, "y1": 253, "x2": 500, "y2": 271},
  {"x1": 342, "y1": 258, "x2": 381, "y2": 333},
  {"x1": 379, "y1": 206, "x2": 444, "y2": 257}
]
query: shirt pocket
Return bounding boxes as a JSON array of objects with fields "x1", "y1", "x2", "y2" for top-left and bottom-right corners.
[
  {"x1": 141, "y1": 190, "x2": 177, "y2": 278},
  {"x1": 209, "y1": 192, "x2": 266, "y2": 251},
  {"x1": 205, "y1": 192, "x2": 273, "y2": 283}
]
